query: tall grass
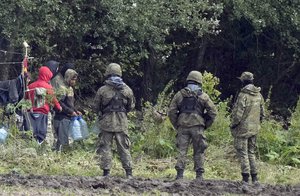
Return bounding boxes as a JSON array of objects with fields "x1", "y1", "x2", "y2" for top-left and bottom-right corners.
[{"x1": 0, "y1": 72, "x2": 300, "y2": 185}]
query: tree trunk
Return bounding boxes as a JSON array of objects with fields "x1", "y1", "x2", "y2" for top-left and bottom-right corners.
[
  {"x1": 195, "y1": 37, "x2": 208, "y2": 70},
  {"x1": 141, "y1": 44, "x2": 156, "y2": 103}
]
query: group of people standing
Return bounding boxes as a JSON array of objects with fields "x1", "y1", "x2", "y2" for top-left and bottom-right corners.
[
  {"x1": 24, "y1": 60, "x2": 80, "y2": 151},
  {"x1": 24, "y1": 61, "x2": 264, "y2": 183},
  {"x1": 168, "y1": 70, "x2": 264, "y2": 184}
]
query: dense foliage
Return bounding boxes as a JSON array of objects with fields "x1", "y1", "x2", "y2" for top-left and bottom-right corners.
[
  {"x1": 0, "y1": 1, "x2": 299, "y2": 180},
  {"x1": 0, "y1": 0, "x2": 299, "y2": 115}
]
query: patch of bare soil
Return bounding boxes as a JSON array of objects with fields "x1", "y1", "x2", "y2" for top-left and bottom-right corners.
[{"x1": 0, "y1": 174, "x2": 299, "y2": 195}]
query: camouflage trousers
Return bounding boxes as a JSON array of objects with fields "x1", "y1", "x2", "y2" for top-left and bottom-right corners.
[
  {"x1": 234, "y1": 135, "x2": 257, "y2": 174},
  {"x1": 97, "y1": 131, "x2": 132, "y2": 170},
  {"x1": 175, "y1": 126, "x2": 207, "y2": 172}
]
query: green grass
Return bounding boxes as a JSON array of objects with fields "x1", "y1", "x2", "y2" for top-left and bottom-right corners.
[
  {"x1": 2, "y1": 96, "x2": 300, "y2": 186},
  {"x1": 1, "y1": 131, "x2": 300, "y2": 186}
]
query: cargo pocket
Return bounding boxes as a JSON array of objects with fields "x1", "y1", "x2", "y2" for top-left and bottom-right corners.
[
  {"x1": 199, "y1": 134, "x2": 208, "y2": 153},
  {"x1": 123, "y1": 133, "x2": 131, "y2": 149},
  {"x1": 96, "y1": 133, "x2": 104, "y2": 154},
  {"x1": 175, "y1": 132, "x2": 181, "y2": 148},
  {"x1": 234, "y1": 138, "x2": 244, "y2": 151}
]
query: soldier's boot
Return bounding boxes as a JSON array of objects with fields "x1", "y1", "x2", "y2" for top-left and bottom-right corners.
[
  {"x1": 195, "y1": 169, "x2": 204, "y2": 181},
  {"x1": 251, "y1": 173, "x2": 259, "y2": 184},
  {"x1": 103, "y1": 169, "x2": 110, "y2": 177},
  {"x1": 175, "y1": 169, "x2": 184, "y2": 180},
  {"x1": 242, "y1": 173, "x2": 249, "y2": 183},
  {"x1": 125, "y1": 169, "x2": 133, "y2": 179}
]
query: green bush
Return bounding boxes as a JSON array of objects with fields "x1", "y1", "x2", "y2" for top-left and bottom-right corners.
[
  {"x1": 256, "y1": 97, "x2": 300, "y2": 167},
  {"x1": 129, "y1": 81, "x2": 176, "y2": 158},
  {"x1": 130, "y1": 71, "x2": 223, "y2": 158},
  {"x1": 206, "y1": 101, "x2": 232, "y2": 147}
]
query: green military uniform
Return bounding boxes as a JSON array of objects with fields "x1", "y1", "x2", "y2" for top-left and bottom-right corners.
[
  {"x1": 94, "y1": 63, "x2": 135, "y2": 178},
  {"x1": 168, "y1": 71, "x2": 217, "y2": 180},
  {"x1": 231, "y1": 71, "x2": 265, "y2": 183}
]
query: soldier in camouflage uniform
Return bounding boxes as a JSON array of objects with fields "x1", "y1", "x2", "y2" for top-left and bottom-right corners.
[
  {"x1": 94, "y1": 63, "x2": 135, "y2": 179},
  {"x1": 230, "y1": 71, "x2": 265, "y2": 183},
  {"x1": 168, "y1": 71, "x2": 217, "y2": 180}
]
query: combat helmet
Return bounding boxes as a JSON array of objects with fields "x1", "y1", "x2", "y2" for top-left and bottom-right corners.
[
  {"x1": 186, "y1": 71, "x2": 202, "y2": 84},
  {"x1": 104, "y1": 63, "x2": 122, "y2": 77},
  {"x1": 238, "y1": 71, "x2": 254, "y2": 81}
]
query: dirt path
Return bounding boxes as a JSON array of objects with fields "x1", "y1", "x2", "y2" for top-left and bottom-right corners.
[{"x1": 0, "y1": 174, "x2": 299, "y2": 195}]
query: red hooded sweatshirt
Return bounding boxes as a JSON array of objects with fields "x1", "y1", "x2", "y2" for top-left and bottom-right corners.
[{"x1": 26, "y1": 66, "x2": 61, "y2": 114}]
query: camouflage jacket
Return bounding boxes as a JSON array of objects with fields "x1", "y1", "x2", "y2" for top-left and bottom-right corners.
[
  {"x1": 231, "y1": 84, "x2": 265, "y2": 138},
  {"x1": 54, "y1": 69, "x2": 78, "y2": 120},
  {"x1": 168, "y1": 87, "x2": 217, "y2": 130},
  {"x1": 94, "y1": 78, "x2": 135, "y2": 133},
  {"x1": 51, "y1": 73, "x2": 65, "y2": 91}
]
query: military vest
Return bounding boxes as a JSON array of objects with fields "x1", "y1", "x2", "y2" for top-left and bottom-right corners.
[
  {"x1": 179, "y1": 90, "x2": 203, "y2": 115},
  {"x1": 103, "y1": 90, "x2": 127, "y2": 113}
]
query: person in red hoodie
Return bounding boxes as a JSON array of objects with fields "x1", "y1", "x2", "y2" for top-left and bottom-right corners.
[{"x1": 26, "y1": 66, "x2": 62, "y2": 144}]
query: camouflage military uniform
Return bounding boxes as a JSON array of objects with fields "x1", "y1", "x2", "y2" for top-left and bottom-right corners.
[
  {"x1": 168, "y1": 71, "x2": 217, "y2": 180},
  {"x1": 94, "y1": 63, "x2": 135, "y2": 178},
  {"x1": 231, "y1": 71, "x2": 265, "y2": 183}
]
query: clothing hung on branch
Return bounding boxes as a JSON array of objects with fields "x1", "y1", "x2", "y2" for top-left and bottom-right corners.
[{"x1": 0, "y1": 75, "x2": 24, "y2": 105}]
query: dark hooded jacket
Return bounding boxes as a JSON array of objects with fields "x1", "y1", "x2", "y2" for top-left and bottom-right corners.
[
  {"x1": 61, "y1": 63, "x2": 74, "y2": 77},
  {"x1": 0, "y1": 75, "x2": 24, "y2": 105},
  {"x1": 51, "y1": 63, "x2": 74, "y2": 90},
  {"x1": 45, "y1": 60, "x2": 59, "y2": 79}
]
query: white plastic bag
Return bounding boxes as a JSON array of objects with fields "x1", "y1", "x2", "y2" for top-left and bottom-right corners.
[
  {"x1": 0, "y1": 126, "x2": 8, "y2": 144},
  {"x1": 69, "y1": 117, "x2": 82, "y2": 141},
  {"x1": 78, "y1": 116, "x2": 89, "y2": 139}
]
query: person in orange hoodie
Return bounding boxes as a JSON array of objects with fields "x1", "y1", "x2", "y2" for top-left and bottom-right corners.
[{"x1": 26, "y1": 66, "x2": 62, "y2": 144}]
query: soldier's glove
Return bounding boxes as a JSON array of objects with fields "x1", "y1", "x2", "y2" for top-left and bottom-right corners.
[{"x1": 204, "y1": 114, "x2": 213, "y2": 129}]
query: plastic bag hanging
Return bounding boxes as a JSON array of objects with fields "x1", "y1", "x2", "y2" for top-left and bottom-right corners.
[
  {"x1": 0, "y1": 126, "x2": 8, "y2": 144},
  {"x1": 78, "y1": 116, "x2": 89, "y2": 139},
  {"x1": 92, "y1": 116, "x2": 101, "y2": 135},
  {"x1": 69, "y1": 116, "x2": 82, "y2": 141}
]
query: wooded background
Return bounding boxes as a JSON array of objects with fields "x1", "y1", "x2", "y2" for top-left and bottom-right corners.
[{"x1": 0, "y1": 0, "x2": 299, "y2": 117}]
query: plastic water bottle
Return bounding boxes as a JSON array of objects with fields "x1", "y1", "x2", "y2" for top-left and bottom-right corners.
[
  {"x1": 0, "y1": 127, "x2": 8, "y2": 144},
  {"x1": 78, "y1": 116, "x2": 89, "y2": 139},
  {"x1": 70, "y1": 117, "x2": 82, "y2": 141}
]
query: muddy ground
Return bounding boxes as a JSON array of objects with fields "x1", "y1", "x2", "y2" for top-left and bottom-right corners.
[{"x1": 0, "y1": 173, "x2": 299, "y2": 195}]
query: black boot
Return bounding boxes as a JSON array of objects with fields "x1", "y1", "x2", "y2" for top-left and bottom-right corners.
[
  {"x1": 242, "y1": 173, "x2": 249, "y2": 183},
  {"x1": 251, "y1": 173, "x2": 258, "y2": 184},
  {"x1": 125, "y1": 169, "x2": 133, "y2": 179},
  {"x1": 176, "y1": 169, "x2": 184, "y2": 180},
  {"x1": 196, "y1": 169, "x2": 204, "y2": 180},
  {"x1": 103, "y1": 169, "x2": 110, "y2": 177}
]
